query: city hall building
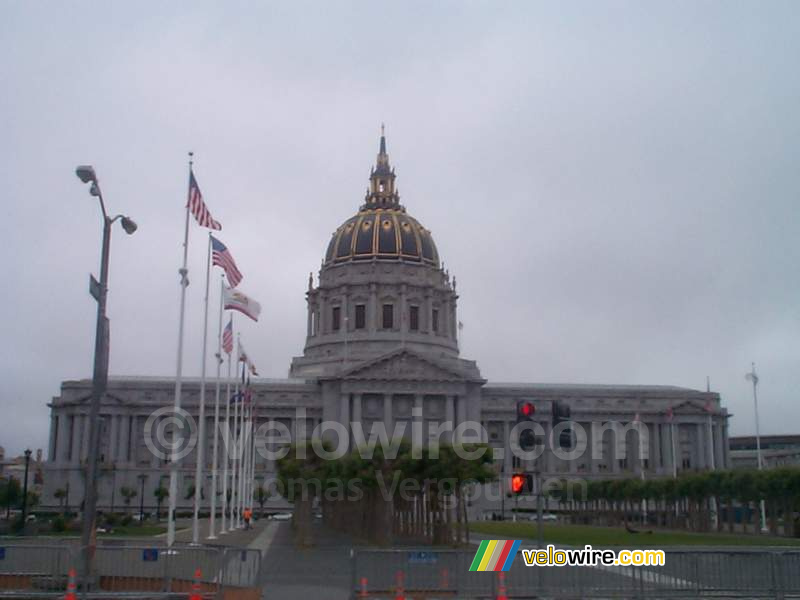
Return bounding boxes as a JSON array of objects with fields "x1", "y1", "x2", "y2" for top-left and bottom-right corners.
[{"x1": 42, "y1": 133, "x2": 730, "y2": 513}]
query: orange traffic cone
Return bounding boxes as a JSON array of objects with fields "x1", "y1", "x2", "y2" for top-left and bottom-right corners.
[
  {"x1": 358, "y1": 576, "x2": 368, "y2": 598},
  {"x1": 394, "y1": 570, "x2": 405, "y2": 600},
  {"x1": 189, "y1": 568, "x2": 202, "y2": 600},
  {"x1": 64, "y1": 568, "x2": 77, "y2": 600},
  {"x1": 496, "y1": 571, "x2": 508, "y2": 600},
  {"x1": 440, "y1": 567, "x2": 450, "y2": 590}
]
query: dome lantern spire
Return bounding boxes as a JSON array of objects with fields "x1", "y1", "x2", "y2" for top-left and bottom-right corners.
[{"x1": 364, "y1": 124, "x2": 399, "y2": 209}]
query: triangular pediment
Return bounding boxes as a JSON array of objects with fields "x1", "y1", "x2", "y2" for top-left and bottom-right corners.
[
  {"x1": 672, "y1": 399, "x2": 713, "y2": 415},
  {"x1": 340, "y1": 349, "x2": 470, "y2": 382},
  {"x1": 67, "y1": 392, "x2": 128, "y2": 407}
]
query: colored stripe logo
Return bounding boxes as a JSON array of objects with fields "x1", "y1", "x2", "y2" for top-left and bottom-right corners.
[{"x1": 469, "y1": 540, "x2": 521, "y2": 571}]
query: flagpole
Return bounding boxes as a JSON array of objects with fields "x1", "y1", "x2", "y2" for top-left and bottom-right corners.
[
  {"x1": 707, "y1": 409, "x2": 718, "y2": 529},
  {"x1": 167, "y1": 153, "x2": 193, "y2": 548},
  {"x1": 231, "y1": 338, "x2": 240, "y2": 528},
  {"x1": 207, "y1": 275, "x2": 224, "y2": 539},
  {"x1": 237, "y1": 368, "x2": 246, "y2": 527},
  {"x1": 242, "y1": 401, "x2": 250, "y2": 517},
  {"x1": 671, "y1": 421, "x2": 677, "y2": 479},
  {"x1": 190, "y1": 233, "x2": 212, "y2": 544},
  {"x1": 249, "y1": 402, "x2": 256, "y2": 510},
  {"x1": 237, "y1": 364, "x2": 246, "y2": 528},
  {"x1": 249, "y1": 402, "x2": 257, "y2": 513},
  {"x1": 220, "y1": 316, "x2": 233, "y2": 535}
]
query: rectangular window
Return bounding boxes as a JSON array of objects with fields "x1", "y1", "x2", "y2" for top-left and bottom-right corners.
[
  {"x1": 332, "y1": 306, "x2": 341, "y2": 331},
  {"x1": 432, "y1": 309, "x2": 439, "y2": 333},
  {"x1": 355, "y1": 304, "x2": 366, "y2": 329},
  {"x1": 409, "y1": 306, "x2": 419, "y2": 331},
  {"x1": 382, "y1": 304, "x2": 394, "y2": 329}
]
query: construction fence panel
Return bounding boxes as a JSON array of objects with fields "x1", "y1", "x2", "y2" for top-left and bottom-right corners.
[{"x1": 351, "y1": 547, "x2": 800, "y2": 599}]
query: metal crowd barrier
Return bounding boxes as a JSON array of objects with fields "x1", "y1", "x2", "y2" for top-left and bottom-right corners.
[
  {"x1": 351, "y1": 547, "x2": 800, "y2": 599},
  {"x1": 0, "y1": 543, "x2": 262, "y2": 599}
]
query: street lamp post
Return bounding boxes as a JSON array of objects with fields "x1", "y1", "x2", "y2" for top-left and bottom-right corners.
[
  {"x1": 74, "y1": 165, "x2": 136, "y2": 594},
  {"x1": 20, "y1": 449, "x2": 32, "y2": 528},
  {"x1": 745, "y1": 363, "x2": 769, "y2": 533},
  {"x1": 138, "y1": 474, "x2": 146, "y2": 522}
]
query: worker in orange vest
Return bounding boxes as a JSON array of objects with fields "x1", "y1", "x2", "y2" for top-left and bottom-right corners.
[{"x1": 243, "y1": 507, "x2": 252, "y2": 530}]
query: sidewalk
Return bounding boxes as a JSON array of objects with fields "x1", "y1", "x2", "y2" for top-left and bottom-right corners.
[{"x1": 172, "y1": 516, "x2": 271, "y2": 548}]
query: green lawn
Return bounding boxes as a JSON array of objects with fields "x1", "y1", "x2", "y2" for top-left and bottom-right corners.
[
  {"x1": 100, "y1": 525, "x2": 167, "y2": 537},
  {"x1": 470, "y1": 522, "x2": 800, "y2": 547}
]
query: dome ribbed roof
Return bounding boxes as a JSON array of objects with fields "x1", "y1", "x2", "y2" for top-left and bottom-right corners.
[{"x1": 324, "y1": 207, "x2": 439, "y2": 266}]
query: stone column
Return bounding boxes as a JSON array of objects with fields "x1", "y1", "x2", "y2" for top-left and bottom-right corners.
[
  {"x1": 121, "y1": 415, "x2": 131, "y2": 464},
  {"x1": 319, "y1": 293, "x2": 328, "y2": 335},
  {"x1": 445, "y1": 395, "x2": 455, "y2": 443},
  {"x1": 130, "y1": 415, "x2": 138, "y2": 465},
  {"x1": 424, "y1": 289, "x2": 432, "y2": 334},
  {"x1": 695, "y1": 423, "x2": 706, "y2": 470},
  {"x1": 108, "y1": 415, "x2": 118, "y2": 462},
  {"x1": 306, "y1": 300, "x2": 313, "y2": 337},
  {"x1": 543, "y1": 421, "x2": 554, "y2": 474},
  {"x1": 57, "y1": 413, "x2": 70, "y2": 465},
  {"x1": 450, "y1": 294, "x2": 458, "y2": 342},
  {"x1": 651, "y1": 421, "x2": 661, "y2": 473},
  {"x1": 503, "y1": 420, "x2": 511, "y2": 473},
  {"x1": 369, "y1": 284, "x2": 377, "y2": 334},
  {"x1": 340, "y1": 393, "x2": 350, "y2": 452},
  {"x1": 342, "y1": 287, "x2": 349, "y2": 337},
  {"x1": 722, "y1": 422, "x2": 731, "y2": 469},
  {"x1": 400, "y1": 284, "x2": 407, "y2": 334},
  {"x1": 383, "y1": 394, "x2": 394, "y2": 440},
  {"x1": 80, "y1": 415, "x2": 90, "y2": 462},
  {"x1": 352, "y1": 394, "x2": 362, "y2": 448},
  {"x1": 48, "y1": 415, "x2": 57, "y2": 462},
  {"x1": 413, "y1": 394, "x2": 423, "y2": 443},
  {"x1": 611, "y1": 421, "x2": 620, "y2": 474}
]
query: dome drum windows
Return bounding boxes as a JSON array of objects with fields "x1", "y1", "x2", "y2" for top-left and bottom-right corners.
[
  {"x1": 382, "y1": 303, "x2": 394, "y2": 330},
  {"x1": 409, "y1": 305, "x2": 420, "y2": 331},
  {"x1": 355, "y1": 304, "x2": 366, "y2": 330}
]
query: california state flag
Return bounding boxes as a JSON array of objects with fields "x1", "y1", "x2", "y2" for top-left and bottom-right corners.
[{"x1": 223, "y1": 286, "x2": 262, "y2": 322}]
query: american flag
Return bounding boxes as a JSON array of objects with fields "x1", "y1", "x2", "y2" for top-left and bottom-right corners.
[
  {"x1": 665, "y1": 405, "x2": 674, "y2": 422},
  {"x1": 187, "y1": 171, "x2": 221, "y2": 230},
  {"x1": 211, "y1": 236, "x2": 243, "y2": 287},
  {"x1": 222, "y1": 318, "x2": 233, "y2": 355}
]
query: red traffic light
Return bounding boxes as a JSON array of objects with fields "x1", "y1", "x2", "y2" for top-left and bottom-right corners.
[
  {"x1": 511, "y1": 474, "x2": 525, "y2": 494},
  {"x1": 518, "y1": 402, "x2": 535, "y2": 418}
]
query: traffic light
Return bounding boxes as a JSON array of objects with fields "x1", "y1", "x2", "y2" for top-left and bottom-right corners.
[
  {"x1": 516, "y1": 401, "x2": 538, "y2": 452},
  {"x1": 511, "y1": 473, "x2": 533, "y2": 495},
  {"x1": 552, "y1": 400, "x2": 574, "y2": 450}
]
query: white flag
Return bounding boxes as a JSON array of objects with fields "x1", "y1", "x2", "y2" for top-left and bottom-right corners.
[{"x1": 223, "y1": 286, "x2": 261, "y2": 322}]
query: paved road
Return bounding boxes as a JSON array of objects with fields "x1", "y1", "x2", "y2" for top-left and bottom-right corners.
[{"x1": 260, "y1": 521, "x2": 356, "y2": 600}]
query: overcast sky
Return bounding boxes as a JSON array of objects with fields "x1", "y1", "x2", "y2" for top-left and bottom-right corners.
[{"x1": 1, "y1": 1, "x2": 798, "y2": 456}]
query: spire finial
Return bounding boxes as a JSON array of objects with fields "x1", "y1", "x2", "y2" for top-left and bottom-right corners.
[
  {"x1": 379, "y1": 123, "x2": 387, "y2": 155},
  {"x1": 381, "y1": 122, "x2": 385, "y2": 136}
]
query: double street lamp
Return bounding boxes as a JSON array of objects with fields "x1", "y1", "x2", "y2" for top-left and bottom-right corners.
[{"x1": 74, "y1": 165, "x2": 136, "y2": 593}]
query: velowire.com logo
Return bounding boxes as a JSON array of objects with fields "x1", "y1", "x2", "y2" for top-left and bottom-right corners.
[{"x1": 469, "y1": 540, "x2": 521, "y2": 572}]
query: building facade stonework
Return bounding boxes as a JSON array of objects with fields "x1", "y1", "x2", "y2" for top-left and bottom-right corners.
[{"x1": 42, "y1": 133, "x2": 730, "y2": 513}]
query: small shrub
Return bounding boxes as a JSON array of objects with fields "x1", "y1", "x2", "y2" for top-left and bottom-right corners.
[
  {"x1": 52, "y1": 515, "x2": 67, "y2": 532},
  {"x1": 120, "y1": 514, "x2": 133, "y2": 526}
]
